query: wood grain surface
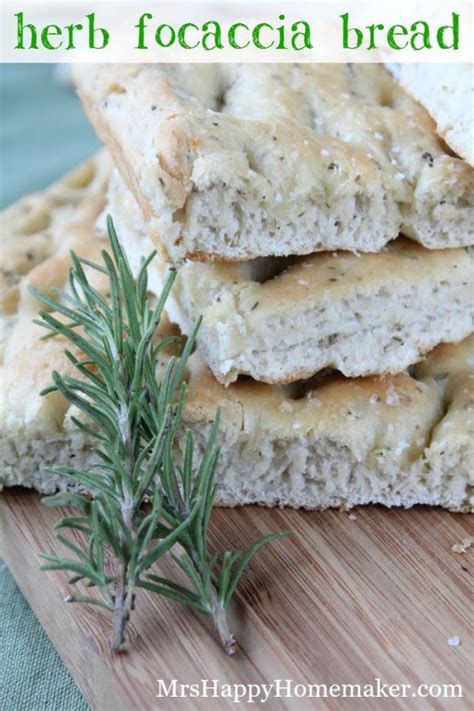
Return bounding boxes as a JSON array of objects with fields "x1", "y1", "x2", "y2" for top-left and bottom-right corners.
[{"x1": 1, "y1": 488, "x2": 472, "y2": 710}]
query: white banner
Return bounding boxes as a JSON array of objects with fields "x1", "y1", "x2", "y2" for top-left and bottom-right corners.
[{"x1": 0, "y1": 1, "x2": 472, "y2": 63}]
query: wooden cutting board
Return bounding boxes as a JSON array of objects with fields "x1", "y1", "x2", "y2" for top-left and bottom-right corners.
[{"x1": 1, "y1": 488, "x2": 472, "y2": 710}]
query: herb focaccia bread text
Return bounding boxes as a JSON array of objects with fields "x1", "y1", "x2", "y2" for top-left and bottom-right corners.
[
  {"x1": 74, "y1": 63, "x2": 474, "y2": 262},
  {"x1": 0, "y1": 157, "x2": 472, "y2": 512}
]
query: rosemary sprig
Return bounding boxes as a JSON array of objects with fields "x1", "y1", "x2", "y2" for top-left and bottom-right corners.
[{"x1": 31, "y1": 217, "x2": 289, "y2": 654}]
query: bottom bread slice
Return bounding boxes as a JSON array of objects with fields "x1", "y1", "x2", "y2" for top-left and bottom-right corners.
[
  {"x1": 1, "y1": 295, "x2": 473, "y2": 511},
  {"x1": 182, "y1": 337, "x2": 473, "y2": 510},
  {"x1": 0, "y1": 155, "x2": 472, "y2": 510}
]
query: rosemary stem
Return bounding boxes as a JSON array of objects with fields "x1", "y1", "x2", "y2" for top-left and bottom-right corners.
[
  {"x1": 188, "y1": 548, "x2": 236, "y2": 655},
  {"x1": 209, "y1": 585, "x2": 236, "y2": 656},
  {"x1": 111, "y1": 396, "x2": 136, "y2": 652},
  {"x1": 173, "y1": 474, "x2": 236, "y2": 654},
  {"x1": 111, "y1": 559, "x2": 131, "y2": 652},
  {"x1": 36, "y1": 221, "x2": 286, "y2": 655},
  {"x1": 111, "y1": 493, "x2": 135, "y2": 652}
]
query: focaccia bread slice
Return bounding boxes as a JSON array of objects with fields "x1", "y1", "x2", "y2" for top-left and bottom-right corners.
[
  {"x1": 391, "y1": 64, "x2": 474, "y2": 167},
  {"x1": 74, "y1": 63, "x2": 473, "y2": 262},
  {"x1": 1, "y1": 159, "x2": 473, "y2": 512},
  {"x1": 109, "y1": 172, "x2": 474, "y2": 385},
  {"x1": 2, "y1": 275, "x2": 473, "y2": 511},
  {"x1": 0, "y1": 151, "x2": 111, "y2": 318}
]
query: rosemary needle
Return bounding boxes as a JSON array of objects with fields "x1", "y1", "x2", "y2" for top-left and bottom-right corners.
[{"x1": 31, "y1": 217, "x2": 290, "y2": 654}]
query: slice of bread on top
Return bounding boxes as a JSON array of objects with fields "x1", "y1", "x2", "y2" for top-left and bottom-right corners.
[{"x1": 75, "y1": 64, "x2": 474, "y2": 262}]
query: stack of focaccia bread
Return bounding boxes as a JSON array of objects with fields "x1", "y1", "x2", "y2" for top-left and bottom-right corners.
[{"x1": 1, "y1": 64, "x2": 473, "y2": 511}]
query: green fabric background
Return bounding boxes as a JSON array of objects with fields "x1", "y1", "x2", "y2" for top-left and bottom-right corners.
[{"x1": 1, "y1": 64, "x2": 99, "y2": 710}]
